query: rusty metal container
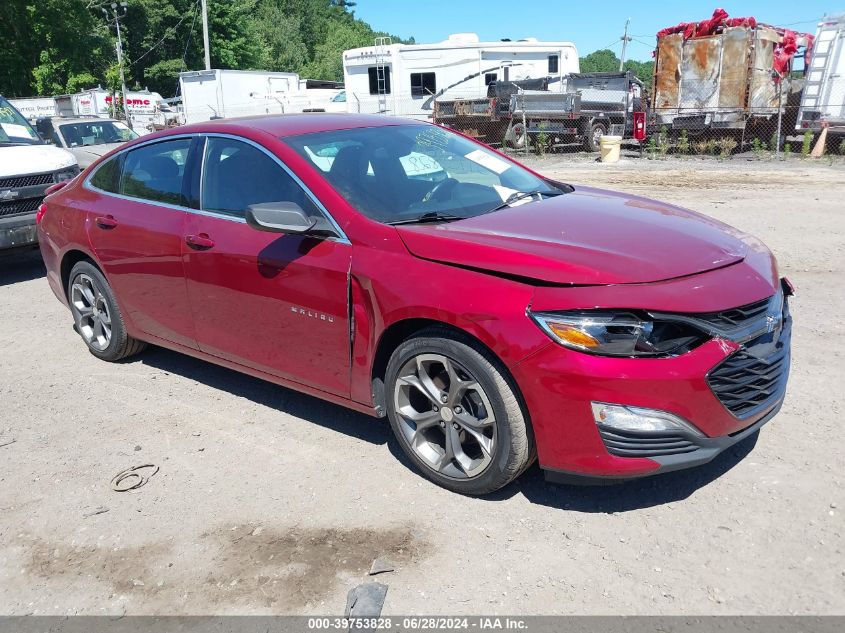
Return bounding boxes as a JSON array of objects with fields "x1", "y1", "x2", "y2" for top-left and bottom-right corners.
[{"x1": 652, "y1": 24, "x2": 802, "y2": 130}]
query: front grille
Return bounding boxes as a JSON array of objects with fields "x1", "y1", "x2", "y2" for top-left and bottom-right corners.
[
  {"x1": 0, "y1": 196, "x2": 43, "y2": 218},
  {"x1": 598, "y1": 426, "x2": 699, "y2": 457},
  {"x1": 694, "y1": 297, "x2": 772, "y2": 329},
  {"x1": 707, "y1": 322, "x2": 791, "y2": 419},
  {"x1": 0, "y1": 172, "x2": 54, "y2": 189}
]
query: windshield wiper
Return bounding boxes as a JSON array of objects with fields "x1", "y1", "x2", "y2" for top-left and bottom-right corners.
[
  {"x1": 389, "y1": 211, "x2": 466, "y2": 225},
  {"x1": 487, "y1": 189, "x2": 563, "y2": 214}
]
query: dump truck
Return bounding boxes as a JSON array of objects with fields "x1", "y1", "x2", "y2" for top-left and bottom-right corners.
[
  {"x1": 434, "y1": 72, "x2": 646, "y2": 151},
  {"x1": 432, "y1": 78, "x2": 550, "y2": 144},
  {"x1": 504, "y1": 71, "x2": 646, "y2": 151},
  {"x1": 651, "y1": 8, "x2": 813, "y2": 135}
]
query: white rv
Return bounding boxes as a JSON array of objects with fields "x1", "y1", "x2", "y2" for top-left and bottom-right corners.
[
  {"x1": 342, "y1": 33, "x2": 579, "y2": 118},
  {"x1": 797, "y1": 14, "x2": 845, "y2": 138},
  {"x1": 178, "y1": 69, "x2": 343, "y2": 125}
]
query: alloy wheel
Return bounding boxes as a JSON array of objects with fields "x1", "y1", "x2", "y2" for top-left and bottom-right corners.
[
  {"x1": 393, "y1": 353, "x2": 497, "y2": 479},
  {"x1": 70, "y1": 273, "x2": 112, "y2": 351}
]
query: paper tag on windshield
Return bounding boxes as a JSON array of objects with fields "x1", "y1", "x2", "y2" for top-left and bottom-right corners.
[
  {"x1": 464, "y1": 149, "x2": 510, "y2": 174},
  {"x1": 1, "y1": 123, "x2": 37, "y2": 139}
]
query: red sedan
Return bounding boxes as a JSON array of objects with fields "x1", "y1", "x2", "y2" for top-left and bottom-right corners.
[{"x1": 37, "y1": 114, "x2": 791, "y2": 495}]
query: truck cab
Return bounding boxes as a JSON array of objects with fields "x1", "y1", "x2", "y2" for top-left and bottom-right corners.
[{"x1": 0, "y1": 95, "x2": 79, "y2": 250}]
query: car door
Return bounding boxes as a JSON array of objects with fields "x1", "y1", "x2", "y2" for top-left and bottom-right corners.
[
  {"x1": 182, "y1": 134, "x2": 352, "y2": 397},
  {"x1": 86, "y1": 136, "x2": 197, "y2": 349}
]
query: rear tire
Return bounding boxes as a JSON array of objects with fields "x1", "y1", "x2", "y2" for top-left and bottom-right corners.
[
  {"x1": 385, "y1": 327, "x2": 534, "y2": 495},
  {"x1": 585, "y1": 120, "x2": 607, "y2": 152},
  {"x1": 67, "y1": 261, "x2": 146, "y2": 362}
]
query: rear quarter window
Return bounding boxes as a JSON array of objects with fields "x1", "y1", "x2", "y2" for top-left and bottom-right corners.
[{"x1": 89, "y1": 155, "x2": 122, "y2": 193}]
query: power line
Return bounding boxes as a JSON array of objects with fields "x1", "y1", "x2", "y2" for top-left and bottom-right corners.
[
  {"x1": 631, "y1": 37, "x2": 654, "y2": 48},
  {"x1": 180, "y1": 1, "x2": 201, "y2": 73},
  {"x1": 175, "y1": 0, "x2": 202, "y2": 98},
  {"x1": 131, "y1": 0, "x2": 201, "y2": 66}
]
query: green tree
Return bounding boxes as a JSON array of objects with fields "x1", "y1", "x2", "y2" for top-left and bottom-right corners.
[
  {"x1": 579, "y1": 49, "x2": 621, "y2": 73},
  {"x1": 0, "y1": 0, "x2": 409, "y2": 97},
  {"x1": 578, "y1": 48, "x2": 654, "y2": 86}
]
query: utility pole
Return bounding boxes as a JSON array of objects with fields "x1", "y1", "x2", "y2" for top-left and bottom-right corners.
[
  {"x1": 619, "y1": 17, "x2": 631, "y2": 72},
  {"x1": 102, "y1": 2, "x2": 129, "y2": 121},
  {"x1": 201, "y1": 0, "x2": 211, "y2": 70}
]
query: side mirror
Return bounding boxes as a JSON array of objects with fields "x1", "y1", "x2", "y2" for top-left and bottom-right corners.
[{"x1": 245, "y1": 202, "x2": 317, "y2": 234}]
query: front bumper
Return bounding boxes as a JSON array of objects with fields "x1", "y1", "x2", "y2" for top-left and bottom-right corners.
[
  {"x1": 0, "y1": 213, "x2": 38, "y2": 250},
  {"x1": 544, "y1": 399, "x2": 782, "y2": 485},
  {"x1": 512, "y1": 293, "x2": 791, "y2": 482}
]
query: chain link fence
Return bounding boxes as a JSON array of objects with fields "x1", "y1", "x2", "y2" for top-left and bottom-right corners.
[
  {"x1": 346, "y1": 16, "x2": 845, "y2": 163},
  {"x1": 346, "y1": 83, "x2": 845, "y2": 162}
]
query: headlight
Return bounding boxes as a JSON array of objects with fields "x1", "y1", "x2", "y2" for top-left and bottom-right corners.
[
  {"x1": 54, "y1": 166, "x2": 80, "y2": 183},
  {"x1": 528, "y1": 310, "x2": 707, "y2": 357}
]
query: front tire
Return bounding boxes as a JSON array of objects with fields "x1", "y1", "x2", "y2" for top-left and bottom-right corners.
[
  {"x1": 385, "y1": 328, "x2": 534, "y2": 495},
  {"x1": 67, "y1": 261, "x2": 146, "y2": 362}
]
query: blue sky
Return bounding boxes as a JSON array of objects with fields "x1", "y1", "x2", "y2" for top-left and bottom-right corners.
[{"x1": 353, "y1": 1, "x2": 841, "y2": 61}]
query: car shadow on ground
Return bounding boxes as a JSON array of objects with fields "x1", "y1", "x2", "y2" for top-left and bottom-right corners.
[
  {"x1": 137, "y1": 346, "x2": 388, "y2": 446},
  {"x1": 0, "y1": 248, "x2": 45, "y2": 286},
  {"x1": 134, "y1": 346, "x2": 760, "y2": 511},
  {"x1": 487, "y1": 432, "x2": 760, "y2": 512}
]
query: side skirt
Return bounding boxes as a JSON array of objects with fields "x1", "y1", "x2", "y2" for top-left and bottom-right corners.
[{"x1": 132, "y1": 332, "x2": 380, "y2": 418}]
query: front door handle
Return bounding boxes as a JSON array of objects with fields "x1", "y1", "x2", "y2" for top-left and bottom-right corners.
[
  {"x1": 95, "y1": 215, "x2": 118, "y2": 229},
  {"x1": 185, "y1": 233, "x2": 215, "y2": 250}
]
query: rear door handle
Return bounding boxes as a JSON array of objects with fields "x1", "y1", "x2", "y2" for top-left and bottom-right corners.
[
  {"x1": 185, "y1": 233, "x2": 215, "y2": 250},
  {"x1": 95, "y1": 215, "x2": 118, "y2": 229}
]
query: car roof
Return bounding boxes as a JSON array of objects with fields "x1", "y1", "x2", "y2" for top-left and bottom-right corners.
[
  {"x1": 168, "y1": 113, "x2": 421, "y2": 139},
  {"x1": 53, "y1": 117, "x2": 121, "y2": 125}
]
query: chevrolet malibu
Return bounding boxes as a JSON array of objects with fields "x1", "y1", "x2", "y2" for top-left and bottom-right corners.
[{"x1": 37, "y1": 114, "x2": 792, "y2": 495}]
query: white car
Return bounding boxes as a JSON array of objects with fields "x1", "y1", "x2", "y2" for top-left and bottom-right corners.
[{"x1": 36, "y1": 117, "x2": 139, "y2": 168}]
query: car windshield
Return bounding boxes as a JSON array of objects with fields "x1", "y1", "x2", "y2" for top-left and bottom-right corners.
[
  {"x1": 284, "y1": 123, "x2": 563, "y2": 224},
  {"x1": 0, "y1": 96, "x2": 43, "y2": 145},
  {"x1": 58, "y1": 120, "x2": 139, "y2": 147}
]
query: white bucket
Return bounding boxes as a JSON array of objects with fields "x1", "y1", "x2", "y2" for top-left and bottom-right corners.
[{"x1": 599, "y1": 135, "x2": 623, "y2": 163}]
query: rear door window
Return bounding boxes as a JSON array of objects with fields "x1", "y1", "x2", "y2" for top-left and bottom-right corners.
[{"x1": 121, "y1": 139, "x2": 191, "y2": 206}]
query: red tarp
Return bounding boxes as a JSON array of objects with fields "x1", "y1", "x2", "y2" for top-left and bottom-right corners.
[{"x1": 655, "y1": 8, "x2": 815, "y2": 78}]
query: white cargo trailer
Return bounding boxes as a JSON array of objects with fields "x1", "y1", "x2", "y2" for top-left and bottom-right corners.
[
  {"x1": 7, "y1": 97, "x2": 59, "y2": 121},
  {"x1": 178, "y1": 69, "x2": 342, "y2": 124},
  {"x1": 342, "y1": 33, "x2": 579, "y2": 119},
  {"x1": 39, "y1": 88, "x2": 172, "y2": 136},
  {"x1": 797, "y1": 14, "x2": 845, "y2": 136}
]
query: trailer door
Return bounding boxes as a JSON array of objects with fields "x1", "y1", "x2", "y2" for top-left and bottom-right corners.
[
  {"x1": 679, "y1": 36, "x2": 721, "y2": 112},
  {"x1": 653, "y1": 33, "x2": 683, "y2": 111}
]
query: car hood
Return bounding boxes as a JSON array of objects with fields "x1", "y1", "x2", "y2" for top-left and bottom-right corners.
[
  {"x1": 395, "y1": 186, "x2": 750, "y2": 285},
  {"x1": 69, "y1": 143, "x2": 124, "y2": 168},
  {"x1": 0, "y1": 144, "x2": 77, "y2": 178}
]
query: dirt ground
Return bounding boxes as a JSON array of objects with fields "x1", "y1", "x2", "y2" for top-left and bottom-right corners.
[{"x1": 1, "y1": 156, "x2": 843, "y2": 616}]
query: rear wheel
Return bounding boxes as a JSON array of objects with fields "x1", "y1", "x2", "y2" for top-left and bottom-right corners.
[
  {"x1": 67, "y1": 261, "x2": 146, "y2": 361},
  {"x1": 385, "y1": 328, "x2": 534, "y2": 495},
  {"x1": 585, "y1": 120, "x2": 607, "y2": 152}
]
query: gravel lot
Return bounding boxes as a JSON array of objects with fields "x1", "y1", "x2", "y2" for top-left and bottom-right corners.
[{"x1": 1, "y1": 156, "x2": 843, "y2": 616}]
